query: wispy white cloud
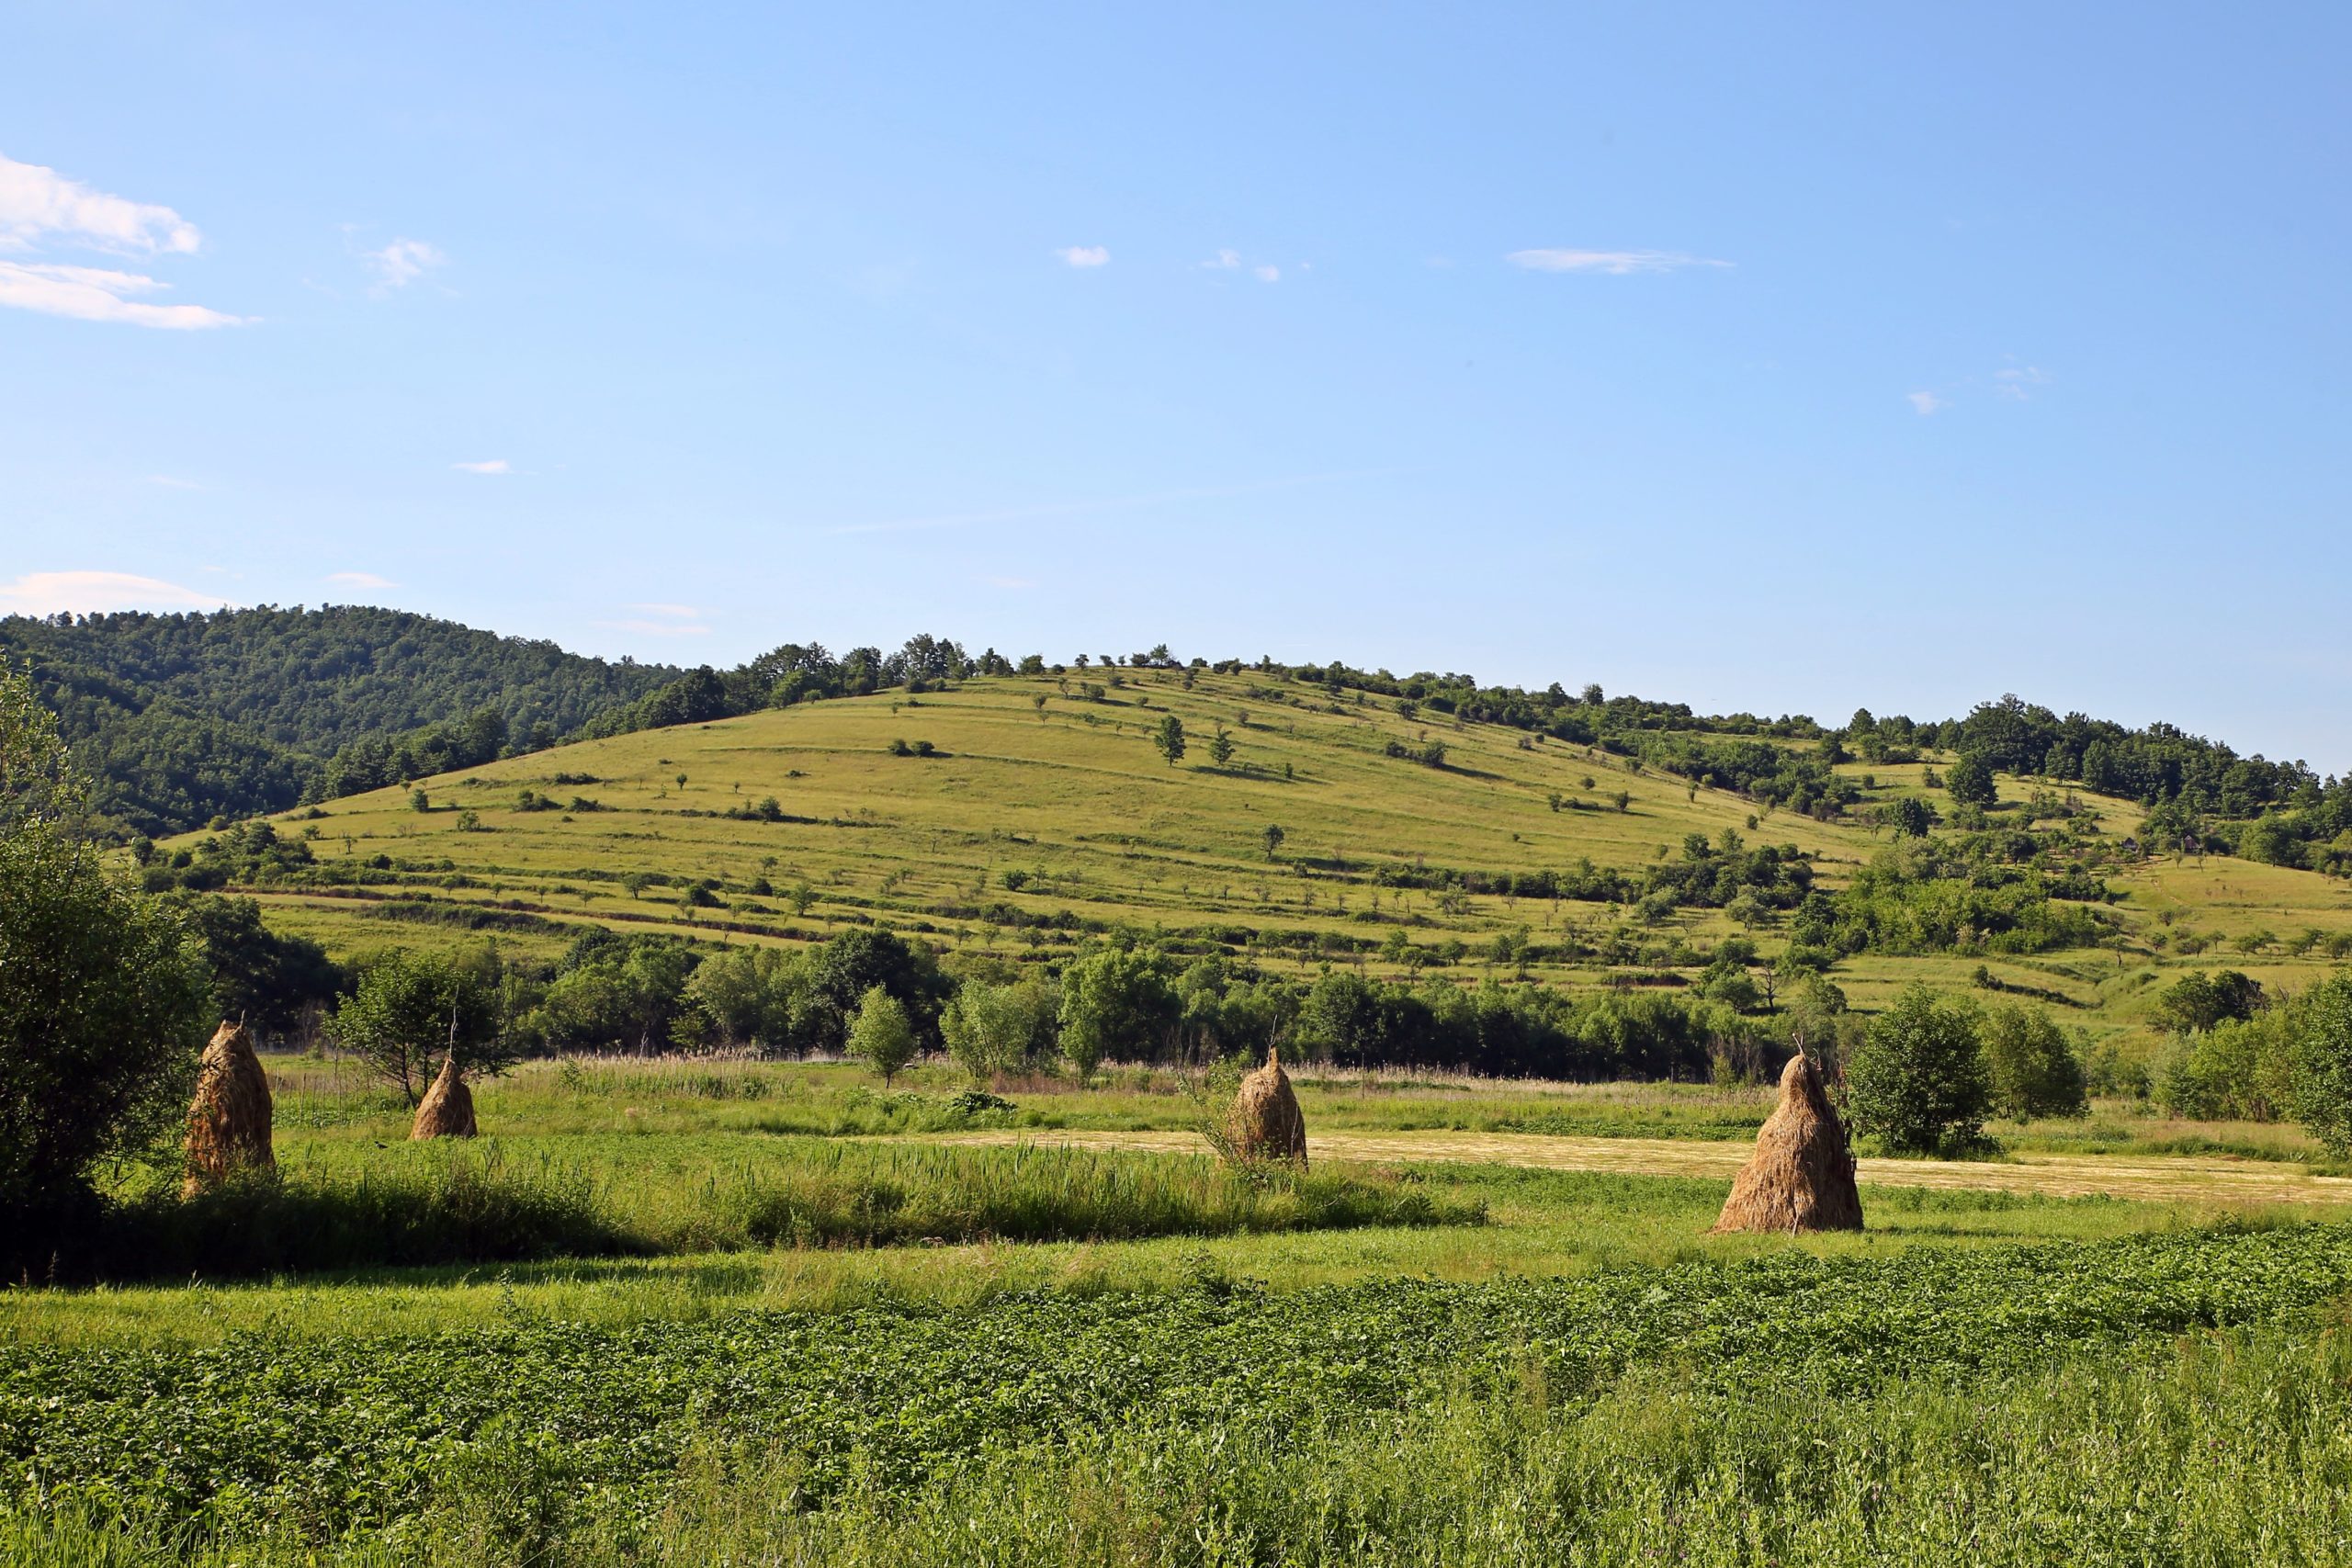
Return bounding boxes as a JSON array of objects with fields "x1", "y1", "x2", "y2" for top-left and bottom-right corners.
[
  {"x1": 1204, "y1": 249, "x2": 1241, "y2": 270},
  {"x1": 1056, "y1": 244, "x2": 1110, "y2": 268},
  {"x1": 327, "y1": 570, "x2": 397, "y2": 590},
  {"x1": 452, "y1": 458, "x2": 512, "y2": 475},
  {"x1": 628, "y1": 603, "x2": 702, "y2": 620},
  {"x1": 0, "y1": 570, "x2": 229, "y2": 615},
  {"x1": 1254, "y1": 265, "x2": 1281, "y2": 283},
  {"x1": 0, "y1": 260, "x2": 246, "y2": 328},
  {"x1": 1994, "y1": 366, "x2": 2048, "y2": 400},
  {"x1": 1907, "y1": 390, "x2": 1948, "y2": 416},
  {"x1": 0, "y1": 154, "x2": 200, "y2": 255},
  {"x1": 1506, "y1": 248, "x2": 1732, "y2": 275},
  {"x1": 364, "y1": 237, "x2": 445, "y2": 292},
  {"x1": 0, "y1": 156, "x2": 243, "y2": 328}
]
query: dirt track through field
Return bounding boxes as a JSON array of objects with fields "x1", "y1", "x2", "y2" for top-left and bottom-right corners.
[{"x1": 927, "y1": 1128, "x2": 2352, "y2": 1206}]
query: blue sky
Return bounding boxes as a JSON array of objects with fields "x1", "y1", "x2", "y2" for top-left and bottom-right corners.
[{"x1": 4, "y1": 5, "x2": 2346, "y2": 767}]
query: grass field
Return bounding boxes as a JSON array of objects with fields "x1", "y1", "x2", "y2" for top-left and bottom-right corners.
[
  {"x1": 159, "y1": 667, "x2": 2352, "y2": 1047},
  {"x1": 10, "y1": 1048, "x2": 2352, "y2": 1561}
]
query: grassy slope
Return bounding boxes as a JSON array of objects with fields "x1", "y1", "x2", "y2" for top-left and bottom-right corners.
[{"x1": 170, "y1": 667, "x2": 2352, "y2": 1033}]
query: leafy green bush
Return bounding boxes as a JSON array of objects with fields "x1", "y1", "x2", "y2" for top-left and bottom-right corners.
[{"x1": 1845, "y1": 984, "x2": 1991, "y2": 1154}]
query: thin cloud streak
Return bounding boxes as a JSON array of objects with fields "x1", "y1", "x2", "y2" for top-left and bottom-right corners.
[
  {"x1": 1506, "y1": 248, "x2": 1732, "y2": 275},
  {"x1": 823, "y1": 468, "x2": 1408, "y2": 536}
]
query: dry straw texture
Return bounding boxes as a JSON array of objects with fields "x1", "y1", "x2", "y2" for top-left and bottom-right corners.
[
  {"x1": 1711, "y1": 1054, "x2": 1862, "y2": 1234},
  {"x1": 1234, "y1": 1048, "x2": 1308, "y2": 1167},
  {"x1": 182, "y1": 1021, "x2": 274, "y2": 1194},
  {"x1": 411, "y1": 1055, "x2": 479, "y2": 1139}
]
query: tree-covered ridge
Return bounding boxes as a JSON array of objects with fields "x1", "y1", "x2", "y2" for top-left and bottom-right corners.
[{"x1": 3, "y1": 606, "x2": 682, "y2": 836}]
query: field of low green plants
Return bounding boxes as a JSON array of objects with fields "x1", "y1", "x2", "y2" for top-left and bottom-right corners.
[{"x1": 9, "y1": 1223, "x2": 2352, "y2": 1563}]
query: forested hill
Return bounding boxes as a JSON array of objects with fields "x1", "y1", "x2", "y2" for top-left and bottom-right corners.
[{"x1": 2, "y1": 606, "x2": 679, "y2": 837}]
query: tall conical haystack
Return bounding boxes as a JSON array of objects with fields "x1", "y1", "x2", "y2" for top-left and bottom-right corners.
[
  {"x1": 1711, "y1": 1053, "x2": 1862, "y2": 1234},
  {"x1": 183, "y1": 1021, "x2": 274, "y2": 1194},
  {"x1": 1233, "y1": 1047, "x2": 1307, "y2": 1166},
  {"x1": 411, "y1": 1054, "x2": 478, "y2": 1139}
]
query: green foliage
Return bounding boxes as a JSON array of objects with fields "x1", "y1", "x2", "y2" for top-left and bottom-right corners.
[
  {"x1": 939, "y1": 978, "x2": 1060, "y2": 1082},
  {"x1": 1056, "y1": 943, "x2": 1178, "y2": 1080},
  {"x1": 1846, "y1": 984, "x2": 1991, "y2": 1154},
  {"x1": 846, "y1": 985, "x2": 917, "y2": 1086},
  {"x1": 1978, "y1": 1003, "x2": 2087, "y2": 1120},
  {"x1": 1944, "y1": 750, "x2": 1998, "y2": 807},
  {"x1": 2151, "y1": 969, "x2": 2266, "y2": 1034},
  {"x1": 1152, "y1": 713, "x2": 1186, "y2": 767},
  {"x1": 2293, "y1": 975, "x2": 2352, "y2": 1156},
  {"x1": 2, "y1": 606, "x2": 679, "y2": 836},
  {"x1": 162, "y1": 894, "x2": 341, "y2": 1039},
  {"x1": 330, "y1": 946, "x2": 516, "y2": 1103},
  {"x1": 0, "y1": 667, "x2": 211, "y2": 1239}
]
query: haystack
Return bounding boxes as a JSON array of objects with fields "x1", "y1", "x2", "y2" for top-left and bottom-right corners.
[
  {"x1": 411, "y1": 1054, "x2": 478, "y2": 1139},
  {"x1": 183, "y1": 1021, "x2": 274, "y2": 1194},
  {"x1": 1233, "y1": 1047, "x2": 1308, "y2": 1166},
  {"x1": 1711, "y1": 1053, "x2": 1861, "y2": 1234}
]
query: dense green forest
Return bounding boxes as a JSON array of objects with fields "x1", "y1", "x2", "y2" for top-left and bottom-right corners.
[
  {"x1": 0, "y1": 607, "x2": 680, "y2": 837},
  {"x1": 10, "y1": 609, "x2": 2347, "y2": 865}
]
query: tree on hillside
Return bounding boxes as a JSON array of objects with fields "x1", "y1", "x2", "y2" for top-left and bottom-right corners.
[
  {"x1": 2152, "y1": 970, "x2": 2266, "y2": 1034},
  {"x1": 1887, "y1": 795, "x2": 1933, "y2": 837},
  {"x1": 1944, "y1": 751, "x2": 1998, "y2": 808},
  {"x1": 1153, "y1": 714, "x2": 1186, "y2": 768},
  {"x1": 1, "y1": 665, "x2": 210, "y2": 1241},
  {"x1": 1845, "y1": 985, "x2": 1991, "y2": 1154},
  {"x1": 847, "y1": 985, "x2": 917, "y2": 1087},
  {"x1": 1262, "y1": 824, "x2": 1286, "y2": 861},
  {"x1": 1207, "y1": 726, "x2": 1236, "y2": 767}
]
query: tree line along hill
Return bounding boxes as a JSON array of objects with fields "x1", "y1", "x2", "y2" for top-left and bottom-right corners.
[{"x1": 13, "y1": 609, "x2": 2349, "y2": 866}]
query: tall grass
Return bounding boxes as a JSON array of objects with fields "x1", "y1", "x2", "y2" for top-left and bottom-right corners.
[{"x1": 38, "y1": 1143, "x2": 1479, "y2": 1282}]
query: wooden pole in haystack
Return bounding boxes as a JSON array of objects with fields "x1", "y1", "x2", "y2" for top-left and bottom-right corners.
[
  {"x1": 183, "y1": 1020, "x2": 275, "y2": 1194},
  {"x1": 1233, "y1": 1046, "x2": 1308, "y2": 1166},
  {"x1": 1710, "y1": 1051, "x2": 1862, "y2": 1235}
]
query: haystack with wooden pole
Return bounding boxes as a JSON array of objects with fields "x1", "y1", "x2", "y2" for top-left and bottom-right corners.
[
  {"x1": 183, "y1": 1021, "x2": 275, "y2": 1194},
  {"x1": 1711, "y1": 1052, "x2": 1862, "y2": 1234},
  {"x1": 1232, "y1": 1046, "x2": 1307, "y2": 1166},
  {"x1": 410, "y1": 1053, "x2": 478, "y2": 1139}
]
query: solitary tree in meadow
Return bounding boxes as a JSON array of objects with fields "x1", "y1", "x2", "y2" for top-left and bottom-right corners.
[
  {"x1": 1262, "y1": 823, "x2": 1286, "y2": 861},
  {"x1": 1153, "y1": 714, "x2": 1187, "y2": 768},
  {"x1": 847, "y1": 985, "x2": 918, "y2": 1088},
  {"x1": 1208, "y1": 726, "x2": 1236, "y2": 767}
]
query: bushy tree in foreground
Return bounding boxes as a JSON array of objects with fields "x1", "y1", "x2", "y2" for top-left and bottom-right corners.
[
  {"x1": 1846, "y1": 984, "x2": 1991, "y2": 1154},
  {"x1": 0, "y1": 666, "x2": 209, "y2": 1230}
]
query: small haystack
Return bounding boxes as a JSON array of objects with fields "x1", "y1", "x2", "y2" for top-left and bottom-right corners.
[
  {"x1": 410, "y1": 1054, "x2": 478, "y2": 1139},
  {"x1": 183, "y1": 1021, "x2": 275, "y2": 1194},
  {"x1": 1233, "y1": 1047, "x2": 1308, "y2": 1166},
  {"x1": 1712, "y1": 1053, "x2": 1862, "y2": 1234}
]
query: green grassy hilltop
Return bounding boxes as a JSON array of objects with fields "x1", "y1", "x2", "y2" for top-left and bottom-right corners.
[{"x1": 161, "y1": 664, "x2": 2352, "y2": 1035}]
